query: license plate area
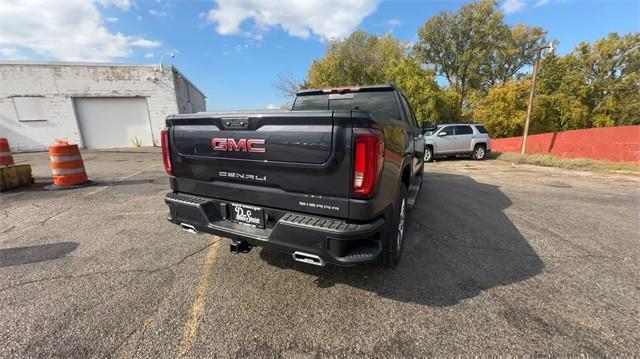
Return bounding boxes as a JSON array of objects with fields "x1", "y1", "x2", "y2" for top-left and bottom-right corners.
[{"x1": 230, "y1": 203, "x2": 264, "y2": 228}]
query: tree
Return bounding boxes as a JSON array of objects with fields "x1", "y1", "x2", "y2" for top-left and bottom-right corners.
[
  {"x1": 413, "y1": 0, "x2": 546, "y2": 110},
  {"x1": 386, "y1": 58, "x2": 460, "y2": 124},
  {"x1": 577, "y1": 33, "x2": 640, "y2": 127},
  {"x1": 534, "y1": 53, "x2": 591, "y2": 132},
  {"x1": 481, "y1": 24, "x2": 547, "y2": 87},
  {"x1": 413, "y1": 0, "x2": 506, "y2": 109},
  {"x1": 533, "y1": 33, "x2": 640, "y2": 132},
  {"x1": 471, "y1": 79, "x2": 530, "y2": 137},
  {"x1": 273, "y1": 72, "x2": 303, "y2": 99},
  {"x1": 306, "y1": 30, "x2": 405, "y2": 88}
]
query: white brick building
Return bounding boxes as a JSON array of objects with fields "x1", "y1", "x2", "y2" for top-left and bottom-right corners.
[{"x1": 0, "y1": 61, "x2": 206, "y2": 152}]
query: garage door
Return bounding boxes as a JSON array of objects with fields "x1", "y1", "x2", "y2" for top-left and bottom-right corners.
[{"x1": 74, "y1": 97, "x2": 154, "y2": 149}]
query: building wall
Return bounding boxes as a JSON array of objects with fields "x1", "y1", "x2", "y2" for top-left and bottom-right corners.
[
  {"x1": 0, "y1": 63, "x2": 199, "y2": 152},
  {"x1": 173, "y1": 68, "x2": 206, "y2": 114}
]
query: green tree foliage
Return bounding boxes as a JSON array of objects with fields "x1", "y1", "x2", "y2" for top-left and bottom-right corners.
[
  {"x1": 386, "y1": 58, "x2": 460, "y2": 124},
  {"x1": 306, "y1": 30, "x2": 404, "y2": 88},
  {"x1": 470, "y1": 79, "x2": 530, "y2": 137},
  {"x1": 302, "y1": 31, "x2": 458, "y2": 124},
  {"x1": 533, "y1": 33, "x2": 640, "y2": 132},
  {"x1": 577, "y1": 33, "x2": 640, "y2": 127},
  {"x1": 413, "y1": 0, "x2": 545, "y2": 109},
  {"x1": 534, "y1": 53, "x2": 592, "y2": 132},
  {"x1": 287, "y1": 0, "x2": 638, "y2": 138},
  {"x1": 482, "y1": 24, "x2": 547, "y2": 87},
  {"x1": 470, "y1": 32, "x2": 640, "y2": 137}
]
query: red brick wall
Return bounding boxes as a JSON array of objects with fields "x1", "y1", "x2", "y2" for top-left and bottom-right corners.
[{"x1": 491, "y1": 125, "x2": 640, "y2": 162}]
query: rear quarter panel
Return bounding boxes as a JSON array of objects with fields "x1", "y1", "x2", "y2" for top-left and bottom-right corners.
[{"x1": 349, "y1": 112, "x2": 410, "y2": 220}]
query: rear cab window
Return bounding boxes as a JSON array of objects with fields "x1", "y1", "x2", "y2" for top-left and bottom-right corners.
[{"x1": 293, "y1": 90, "x2": 400, "y2": 122}]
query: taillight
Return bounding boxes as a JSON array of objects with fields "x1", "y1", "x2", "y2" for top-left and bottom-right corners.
[
  {"x1": 353, "y1": 129, "x2": 384, "y2": 198},
  {"x1": 161, "y1": 128, "x2": 172, "y2": 175}
]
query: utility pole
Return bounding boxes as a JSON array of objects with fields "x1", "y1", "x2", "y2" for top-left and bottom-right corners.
[{"x1": 521, "y1": 42, "x2": 554, "y2": 155}]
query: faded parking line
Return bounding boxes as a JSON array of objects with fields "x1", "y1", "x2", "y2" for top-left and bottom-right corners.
[{"x1": 176, "y1": 236, "x2": 221, "y2": 358}]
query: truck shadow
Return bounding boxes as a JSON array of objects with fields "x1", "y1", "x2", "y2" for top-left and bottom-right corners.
[{"x1": 260, "y1": 171, "x2": 544, "y2": 307}]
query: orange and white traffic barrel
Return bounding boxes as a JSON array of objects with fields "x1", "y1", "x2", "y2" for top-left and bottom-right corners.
[
  {"x1": 46, "y1": 140, "x2": 94, "y2": 190},
  {"x1": 0, "y1": 138, "x2": 14, "y2": 167}
]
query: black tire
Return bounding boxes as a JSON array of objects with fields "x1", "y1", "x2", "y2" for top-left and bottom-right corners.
[
  {"x1": 424, "y1": 146, "x2": 433, "y2": 162},
  {"x1": 472, "y1": 144, "x2": 486, "y2": 160},
  {"x1": 381, "y1": 184, "x2": 408, "y2": 268}
]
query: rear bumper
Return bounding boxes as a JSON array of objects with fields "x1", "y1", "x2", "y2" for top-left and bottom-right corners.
[{"x1": 164, "y1": 192, "x2": 385, "y2": 266}]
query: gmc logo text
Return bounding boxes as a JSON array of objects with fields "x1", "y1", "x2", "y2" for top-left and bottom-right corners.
[{"x1": 212, "y1": 138, "x2": 266, "y2": 153}]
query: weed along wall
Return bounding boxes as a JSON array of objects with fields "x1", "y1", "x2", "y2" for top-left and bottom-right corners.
[{"x1": 491, "y1": 125, "x2": 640, "y2": 162}]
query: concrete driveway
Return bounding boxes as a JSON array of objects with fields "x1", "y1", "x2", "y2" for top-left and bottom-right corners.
[{"x1": 1, "y1": 149, "x2": 638, "y2": 357}]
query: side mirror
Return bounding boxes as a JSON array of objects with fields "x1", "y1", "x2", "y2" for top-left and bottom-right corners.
[{"x1": 437, "y1": 132, "x2": 447, "y2": 137}]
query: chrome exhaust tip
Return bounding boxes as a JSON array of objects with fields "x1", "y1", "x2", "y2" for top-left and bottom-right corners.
[
  {"x1": 292, "y1": 251, "x2": 325, "y2": 267},
  {"x1": 179, "y1": 223, "x2": 198, "y2": 234}
]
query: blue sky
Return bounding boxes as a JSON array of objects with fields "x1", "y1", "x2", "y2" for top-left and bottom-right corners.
[{"x1": 1, "y1": 0, "x2": 638, "y2": 110}]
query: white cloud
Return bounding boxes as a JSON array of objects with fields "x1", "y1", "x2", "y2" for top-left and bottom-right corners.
[
  {"x1": 105, "y1": 16, "x2": 119, "y2": 22},
  {"x1": 502, "y1": 0, "x2": 527, "y2": 14},
  {"x1": 144, "y1": 52, "x2": 154, "y2": 58},
  {"x1": 206, "y1": 0, "x2": 379, "y2": 40},
  {"x1": 385, "y1": 19, "x2": 401, "y2": 27},
  {"x1": 98, "y1": 0, "x2": 131, "y2": 11},
  {"x1": 130, "y1": 38, "x2": 162, "y2": 48},
  {"x1": 0, "y1": 0, "x2": 162, "y2": 62},
  {"x1": 0, "y1": 47, "x2": 17, "y2": 57},
  {"x1": 266, "y1": 104, "x2": 278, "y2": 109},
  {"x1": 148, "y1": 9, "x2": 167, "y2": 17},
  {"x1": 534, "y1": 0, "x2": 550, "y2": 7}
]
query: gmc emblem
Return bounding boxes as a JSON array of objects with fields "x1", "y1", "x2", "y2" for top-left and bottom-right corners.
[{"x1": 212, "y1": 138, "x2": 266, "y2": 153}]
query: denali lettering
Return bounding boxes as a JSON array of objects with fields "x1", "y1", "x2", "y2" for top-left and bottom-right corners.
[
  {"x1": 212, "y1": 138, "x2": 266, "y2": 153},
  {"x1": 219, "y1": 171, "x2": 266, "y2": 182}
]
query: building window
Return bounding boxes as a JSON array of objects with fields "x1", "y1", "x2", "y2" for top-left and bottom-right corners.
[{"x1": 13, "y1": 96, "x2": 46, "y2": 121}]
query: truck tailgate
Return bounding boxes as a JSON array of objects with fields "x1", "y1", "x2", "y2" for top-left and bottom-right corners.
[{"x1": 167, "y1": 110, "x2": 353, "y2": 218}]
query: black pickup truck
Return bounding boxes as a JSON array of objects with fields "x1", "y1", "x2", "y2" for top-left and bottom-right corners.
[{"x1": 163, "y1": 84, "x2": 425, "y2": 267}]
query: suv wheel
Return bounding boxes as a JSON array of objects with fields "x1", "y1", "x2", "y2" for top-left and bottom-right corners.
[
  {"x1": 381, "y1": 184, "x2": 408, "y2": 268},
  {"x1": 472, "y1": 144, "x2": 486, "y2": 160},
  {"x1": 424, "y1": 147, "x2": 433, "y2": 162}
]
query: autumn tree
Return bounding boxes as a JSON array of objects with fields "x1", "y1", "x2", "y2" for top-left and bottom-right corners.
[
  {"x1": 576, "y1": 32, "x2": 640, "y2": 127},
  {"x1": 470, "y1": 79, "x2": 530, "y2": 137},
  {"x1": 481, "y1": 24, "x2": 547, "y2": 87},
  {"x1": 413, "y1": 0, "x2": 546, "y2": 110},
  {"x1": 305, "y1": 30, "x2": 405, "y2": 88},
  {"x1": 534, "y1": 32, "x2": 640, "y2": 132},
  {"x1": 386, "y1": 58, "x2": 460, "y2": 124}
]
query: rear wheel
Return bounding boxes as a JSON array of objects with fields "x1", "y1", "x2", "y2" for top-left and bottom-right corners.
[
  {"x1": 424, "y1": 147, "x2": 433, "y2": 162},
  {"x1": 472, "y1": 144, "x2": 486, "y2": 160},
  {"x1": 381, "y1": 185, "x2": 408, "y2": 268}
]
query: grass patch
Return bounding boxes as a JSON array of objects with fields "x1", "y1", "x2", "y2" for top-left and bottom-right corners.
[{"x1": 489, "y1": 152, "x2": 640, "y2": 175}]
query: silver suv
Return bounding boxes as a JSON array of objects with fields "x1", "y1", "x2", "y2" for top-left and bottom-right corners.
[{"x1": 423, "y1": 124, "x2": 491, "y2": 162}]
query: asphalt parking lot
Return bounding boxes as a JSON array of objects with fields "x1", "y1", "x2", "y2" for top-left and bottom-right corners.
[{"x1": 1, "y1": 149, "x2": 639, "y2": 357}]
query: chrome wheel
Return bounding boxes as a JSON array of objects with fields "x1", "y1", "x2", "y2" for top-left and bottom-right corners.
[
  {"x1": 396, "y1": 198, "x2": 406, "y2": 253},
  {"x1": 424, "y1": 149, "x2": 432, "y2": 162},
  {"x1": 474, "y1": 146, "x2": 485, "y2": 159}
]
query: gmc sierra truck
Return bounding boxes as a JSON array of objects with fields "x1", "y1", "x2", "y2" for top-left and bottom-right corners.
[{"x1": 163, "y1": 84, "x2": 426, "y2": 267}]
